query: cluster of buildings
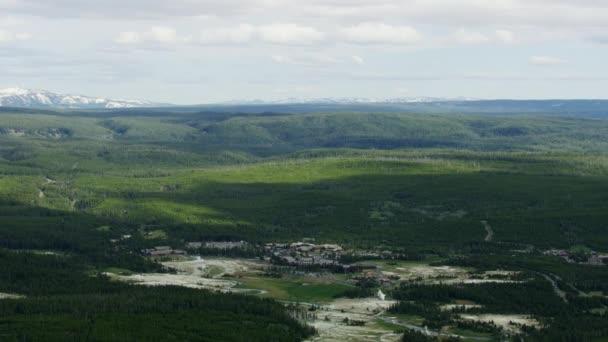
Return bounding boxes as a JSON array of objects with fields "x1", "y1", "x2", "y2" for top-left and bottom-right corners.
[
  {"x1": 264, "y1": 242, "x2": 344, "y2": 267},
  {"x1": 142, "y1": 241, "x2": 249, "y2": 257},
  {"x1": 264, "y1": 242, "x2": 378, "y2": 273},
  {"x1": 140, "y1": 240, "x2": 405, "y2": 277},
  {"x1": 265, "y1": 242, "x2": 344, "y2": 267},
  {"x1": 185, "y1": 241, "x2": 248, "y2": 250},
  {"x1": 544, "y1": 249, "x2": 608, "y2": 266},
  {"x1": 588, "y1": 253, "x2": 608, "y2": 266}
]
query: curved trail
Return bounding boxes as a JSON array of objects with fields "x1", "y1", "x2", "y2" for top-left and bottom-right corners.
[
  {"x1": 481, "y1": 220, "x2": 494, "y2": 242},
  {"x1": 377, "y1": 317, "x2": 492, "y2": 341},
  {"x1": 538, "y1": 273, "x2": 568, "y2": 303}
]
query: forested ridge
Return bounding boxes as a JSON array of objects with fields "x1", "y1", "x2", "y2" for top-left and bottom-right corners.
[{"x1": 1, "y1": 107, "x2": 608, "y2": 340}]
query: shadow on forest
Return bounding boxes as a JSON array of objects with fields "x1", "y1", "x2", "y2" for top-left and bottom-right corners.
[{"x1": 36, "y1": 170, "x2": 608, "y2": 249}]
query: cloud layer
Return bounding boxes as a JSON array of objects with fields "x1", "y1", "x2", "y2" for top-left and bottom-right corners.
[
  {"x1": 0, "y1": 28, "x2": 31, "y2": 43},
  {"x1": 4, "y1": 0, "x2": 608, "y2": 28},
  {"x1": 115, "y1": 24, "x2": 519, "y2": 48},
  {"x1": 529, "y1": 56, "x2": 565, "y2": 66},
  {"x1": 2, "y1": 0, "x2": 608, "y2": 102}
]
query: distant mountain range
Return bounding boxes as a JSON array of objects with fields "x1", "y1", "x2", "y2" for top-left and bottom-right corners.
[
  {"x1": 0, "y1": 88, "x2": 483, "y2": 109},
  {"x1": 219, "y1": 97, "x2": 480, "y2": 105},
  {"x1": 0, "y1": 88, "x2": 162, "y2": 109},
  {"x1": 2, "y1": 88, "x2": 608, "y2": 117}
]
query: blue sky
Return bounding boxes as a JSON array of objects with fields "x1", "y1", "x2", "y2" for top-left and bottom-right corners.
[{"x1": 1, "y1": 0, "x2": 608, "y2": 104}]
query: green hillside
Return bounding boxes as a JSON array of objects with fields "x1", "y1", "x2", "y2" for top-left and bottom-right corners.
[
  {"x1": 2, "y1": 109, "x2": 608, "y2": 250},
  {"x1": 1, "y1": 107, "x2": 608, "y2": 341}
]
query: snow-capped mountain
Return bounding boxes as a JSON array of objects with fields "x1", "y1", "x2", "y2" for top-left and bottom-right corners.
[
  {"x1": 220, "y1": 97, "x2": 479, "y2": 105},
  {"x1": 0, "y1": 88, "x2": 164, "y2": 109}
]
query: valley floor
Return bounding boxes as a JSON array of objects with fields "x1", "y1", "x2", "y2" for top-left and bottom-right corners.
[{"x1": 104, "y1": 255, "x2": 554, "y2": 341}]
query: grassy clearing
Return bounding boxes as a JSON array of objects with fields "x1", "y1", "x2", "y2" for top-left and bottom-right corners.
[
  {"x1": 449, "y1": 328, "x2": 494, "y2": 339},
  {"x1": 236, "y1": 276, "x2": 352, "y2": 303},
  {"x1": 370, "y1": 319, "x2": 406, "y2": 333},
  {"x1": 104, "y1": 268, "x2": 134, "y2": 276},
  {"x1": 381, "y1": 313, "x2": 425, "y2": 326},
  {"x1": 364, "y1": 259, "x2": 448, "y2": 271},
  {"x1": 142, "y1": 229, "x2": 168, "y2": 240},
  {"x1": 204, "y1": 265, "x2": 224, "y2": 277}
]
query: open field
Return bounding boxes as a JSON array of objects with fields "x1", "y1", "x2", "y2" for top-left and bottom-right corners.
[{"x1": 108, "y1": 256, "x2": 355, "y2": 302}]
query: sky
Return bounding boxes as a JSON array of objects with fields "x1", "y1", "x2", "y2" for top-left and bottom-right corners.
[{"x1": 1, "y1": 0, "x2": 608, "y2": 104}]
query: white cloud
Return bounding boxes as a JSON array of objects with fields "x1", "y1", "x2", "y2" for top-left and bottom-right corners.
[
  {"x1": 339, "y1": 23, "x2": 422, "y2": 45},
  {"x1": 3, "y1": 0, "x2": 608, "y2": 102},
  {"x1": 115, "y1": 26, "x2": 187, "y2": 45},
  {"x1": 447, "y1": 28, "x2": 516, "y2": 45},
  {"x1": 0, "y1": 0, "x2": 19, "y2": 8},
  {"x1": 0, "y1": 28, "x2": 31, "y2": 43},
  {"x1": 6, "y1": 0, "x2": 608, "y2": 33},
  {"x1": 449, "y1": 29, "x2": 490, "y2": 44},
  {"x1": 0, "y1": 16, "x2": 22, "y2": 27},
  {"x1": 117, "y1": 24, "x2": 515, "y2": 48},
  {"x1": 494, "y1": 29, "x2": 515, "y2": 44},
  {"x1": 529, "y1": 56, "x2": 565, "y2": 66},
  {"x1": 271, "y1": 53, "x2": 339, "y2": 66},
  {"x1": 198, "y1": 23, "x2": 324, "y2": 45},
  {"x1": 257, "y1": 23, "x2": 325, "y2": 45},
  {"x1": 271, "y1": 54, "x2": 289, "y2": 64},
  {"x1": 15, "y1": 32, "x2": 31, "y2": 40},
  {"x1": 200, "y1": 24, "x2": 255, "y2": 44},
  {"x1": 0, "y1": 29, "x2": 11, "y2": 42},
  {"x1": 351, "y1": 55, "x2": 365, "y2": 65},
  {"x1": 115, "y1": 31, "x2": 141, "y2": 44},
  {"x1": 146, "y1": 26, "x2": 178, "y2": 43}
]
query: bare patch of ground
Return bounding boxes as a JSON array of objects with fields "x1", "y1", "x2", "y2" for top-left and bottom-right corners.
[
  {"x1": 304, "y1": 298, "x2": 400, "y2": 342},
  {"x1": 164, "y1": 257, "x2": 265, "y2": 278},
  {"x1": 411, "y1": 207, "x2": 467, "y2": 221},
  {"x1": 107, "y1": 257, "x2": 267, "y2": 293},
  {"x1": 386, "y1": 265, "x2": 470, "y2": 283},
  {"x1": 460, "y1": 314, "x2": 540, "y2": 334},
  {"x1": 483, "y1": 270, "x2": 519, "y2": 277},
  {"x1": 109, "y1": 272, "x2": 238, "y2": 290},
  {"x1": 441, "y1": 278, "x2": 522, "y2": 285},
  {"x1": 142, "y1": 229, "x2": 168, "y2": 240},
  {"x1": 440, "y1": 304, "x2": 483, "y2": 311},
  {"x1": 28, "y1": 250, "x2": 62, "y2": 256},
  {"x1": 383, "y1": 264, "x2": 521, "y2": 285},
  {"x1": 0, "y1": 293, "x2": 24, "y2": 300}
]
